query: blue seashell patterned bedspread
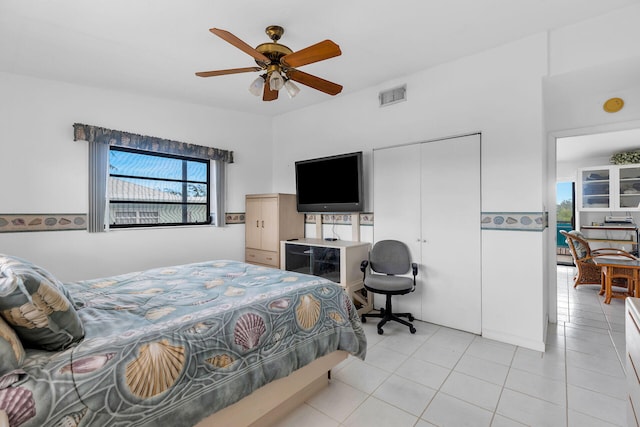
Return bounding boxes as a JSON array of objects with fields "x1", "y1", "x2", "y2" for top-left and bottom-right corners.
[{"x1": 12, "y1": 260, "x2": 367, "y2": 426}]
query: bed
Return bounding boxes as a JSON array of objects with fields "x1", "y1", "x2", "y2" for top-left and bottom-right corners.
[{"x1": 0, "y1": 256, "x2": 367, "y2": 427}]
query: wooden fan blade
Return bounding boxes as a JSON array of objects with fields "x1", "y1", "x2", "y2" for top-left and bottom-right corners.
[
  {"x1": 263, "y1": 78, "x2": 279, "y2": 101},
  {"x1": 195, "y1": 67, "x2": 261, "y2": 77},
  {"x1": 209, "y1": 28, "x2": 271, "y2": 63},
  {"x1": 280, "y1": 40, "x2": 341, "y2": 68},
  {"x1": 287, "y1": 69, "x2": 342, "y2": 96}
]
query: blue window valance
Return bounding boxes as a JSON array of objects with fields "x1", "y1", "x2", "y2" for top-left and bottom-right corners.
[{"x1": 73, "y1": 123, "x2": 234, "y2": 163}]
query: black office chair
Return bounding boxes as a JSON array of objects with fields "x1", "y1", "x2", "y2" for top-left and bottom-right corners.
[{"x1": 360, "y1": 240, "x2": 418, "y2": 335}]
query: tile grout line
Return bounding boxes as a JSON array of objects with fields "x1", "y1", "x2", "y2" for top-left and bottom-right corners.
[{"x1": 488, "y1": 344, "x2": 518, "y2": 427}]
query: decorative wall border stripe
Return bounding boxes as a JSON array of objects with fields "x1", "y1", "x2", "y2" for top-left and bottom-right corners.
[
  {"x1": 0, "y1": 214, "x2": 87, "y2": 232},
  {"x1": 225, "y1": 213, "x2": 245, "y2": 224},
  {"x1": 481, "y1": 212, "x2": 548, "y2": 231},
  {"x1": 305, "y1": 213, "x2": 374, "y2": 226},
  {"x1": 1, "y1": 211, "x2": 547, "y2": 232},
  {"x1": 225, "y1": 212, "x2": 375, "y2": 226}
]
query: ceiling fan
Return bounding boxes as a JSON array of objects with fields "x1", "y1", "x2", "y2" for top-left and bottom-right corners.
[{"x1": 196, "y1": 25, "x2": 343, "y2": 101}]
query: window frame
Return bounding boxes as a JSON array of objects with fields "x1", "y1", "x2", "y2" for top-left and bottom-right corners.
[{"x1": 108, "y1": 146, "x2": 211, "y2": 229}]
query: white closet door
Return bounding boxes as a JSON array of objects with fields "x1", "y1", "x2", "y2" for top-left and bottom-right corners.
[
  {"x1": 421, "y1": 134, "x2": 481, "y2": 333},
  {"x1": 373, "y1": 144, "x2": 423, "y2": 319},
  {"x1": 373, "y1": 134, "x2": 481, "y2": 334}
]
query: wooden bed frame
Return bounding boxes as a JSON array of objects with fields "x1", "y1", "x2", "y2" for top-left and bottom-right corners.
[
  {"x1": 195, "y1": 350, "x2": 348, "y2": 427},
  {"x1": 0, "y1": 353, "x2": 347, "y2": 427}
]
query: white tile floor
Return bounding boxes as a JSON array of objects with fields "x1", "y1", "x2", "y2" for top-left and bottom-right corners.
[{"x1": 270, "y1": 265, "x2": 630, "y2": 427}]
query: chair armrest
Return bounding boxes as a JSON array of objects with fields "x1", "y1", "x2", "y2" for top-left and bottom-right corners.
[
  {"x1": 360, "y1": 260, "x2": 369, "y2": 283},
  {"x1": 592, "y1": 247, "x2": 635, "y2": 255},
  {"x1": 411, "y1": 263, "x2": 418, "y2": 291},
  {"x1": 591, "y1": 251, "x2": 638, "y2": 260}
]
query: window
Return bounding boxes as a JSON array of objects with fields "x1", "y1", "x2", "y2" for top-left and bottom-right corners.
[
  {"x1": 77, "y1": 123, "x2": 230, "y2": 232},
  {"x1": 108, "y1": 147, "x2": 210, "y2": 228}
]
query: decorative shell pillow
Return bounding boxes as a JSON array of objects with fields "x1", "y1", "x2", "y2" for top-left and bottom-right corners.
[
  {"x1": 567, "y1": 230, "x2": 589, "y2": 260},
  {"x1": 0, "y1": 254, "x2": 84, "y2": 351}
]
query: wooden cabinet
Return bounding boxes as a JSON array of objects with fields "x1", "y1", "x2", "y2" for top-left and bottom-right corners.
[
  {"x1": 626, "y1": 297, "x2": 640, "y2": 426},
  {"x1": 578, "y1": 165, "x2": 640, "y2": 211},
  {"x1": 281, "y1": 238, "x2": 372, "y2": 315},
  {"x1": 245, "y1": 194, "x2": 303, "y2": 268}
]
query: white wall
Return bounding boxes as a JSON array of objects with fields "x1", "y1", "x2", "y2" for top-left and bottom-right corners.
[
  {"x1": 273, "y1": 34, "x2": 550, "y2": 350},
  {"x1": 545, "y1": 5, "x2": 640, "y2": 133},
  {"x1": 549, "y1": 4, "x2": 640, "y2": 76},
  {"x1": 556, "y1": 156, "x2": 612, "y2": 182},
  {"x1": 0, "y1": 72, "x2": 271, "y2": 281}
]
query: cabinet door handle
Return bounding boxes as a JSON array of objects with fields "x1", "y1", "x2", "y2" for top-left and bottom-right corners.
[
  {"x1": 262, "y1": 220, "x2": 265, "y2": 228},
  {"x1": 256, "y1": 220, "x2": 259, "y2": 228}
]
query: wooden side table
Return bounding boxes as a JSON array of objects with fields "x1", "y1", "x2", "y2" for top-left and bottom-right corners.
[{"x1": 595, "y1": 258, "x2": 640, "y2": 304}]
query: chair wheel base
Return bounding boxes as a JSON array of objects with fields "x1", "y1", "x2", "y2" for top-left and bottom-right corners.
[
  {"x1": 361, "y1": 310, "x2": 416, "y2": 335},
  {"x1": 360, "y1": 298, "x2": 416, "y2": 335}
]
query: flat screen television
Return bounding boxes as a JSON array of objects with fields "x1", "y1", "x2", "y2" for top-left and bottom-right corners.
[{"x1": 295, "y1": 151, "x2": 364, "y2": 212}]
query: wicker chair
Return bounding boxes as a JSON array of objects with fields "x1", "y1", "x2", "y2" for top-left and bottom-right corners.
[{"x1": 560, "y1": 230, "x2": 636, "y2": 293}]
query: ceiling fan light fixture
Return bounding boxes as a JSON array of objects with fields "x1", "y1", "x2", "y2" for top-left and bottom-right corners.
[
  {"x1": 248, "y1": 76, "x2": 264, "y2": 96},
  {"x1": 284, "y1": 79, "x2": 300, "y2": 98},
  {"x1": 197, "y1": 25, "x2": 343, "y2": 102},
  {"x1": 269, "y1": 70, "x2": 285, "y2": 91}
]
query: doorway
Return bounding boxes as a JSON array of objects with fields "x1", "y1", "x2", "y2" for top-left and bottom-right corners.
[{"x1": 552, "y1": 126, "x2": 640, "y2": 322}]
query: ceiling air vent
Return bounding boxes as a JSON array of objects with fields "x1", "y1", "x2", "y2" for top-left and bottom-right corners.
[{"x1": 379, "y1": 85, "x2": 406, "y2": 107}]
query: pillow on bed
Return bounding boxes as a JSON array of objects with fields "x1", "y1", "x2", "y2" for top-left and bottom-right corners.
[
  {"x1": 0, "y1": 254, "x2": 76, "y2": 306},
  {"x1": 0, "y1": 254, "x2": 84, "y2": 351}
]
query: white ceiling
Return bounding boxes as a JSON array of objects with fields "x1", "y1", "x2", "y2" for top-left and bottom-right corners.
[{"x1": 1, "y1": 0, "x2": 639, "y2": 117}]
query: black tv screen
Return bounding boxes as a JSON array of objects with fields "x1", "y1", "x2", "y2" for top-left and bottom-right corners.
[{"x1": 295, "y1": 152, "x2": 364, "y2": 213}]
